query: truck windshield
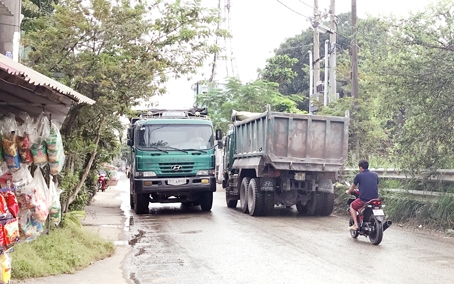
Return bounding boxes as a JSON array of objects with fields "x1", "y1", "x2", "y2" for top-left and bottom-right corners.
[{"x1": 137, "y1": 124, "x2": 214, "y2": 151}]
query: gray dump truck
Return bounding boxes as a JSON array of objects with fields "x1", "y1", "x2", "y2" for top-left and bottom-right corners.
[{"x1": 222, "y1": 109, "x2": 349, "y2": 216}]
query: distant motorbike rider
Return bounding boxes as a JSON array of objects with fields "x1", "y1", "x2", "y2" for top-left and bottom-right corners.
[
  {"x1": 98, "y1": 172, "x2": 108, "y2": 191},
  {"x1": 345, "y1": 160, "x2": 379, "y2": 230}
]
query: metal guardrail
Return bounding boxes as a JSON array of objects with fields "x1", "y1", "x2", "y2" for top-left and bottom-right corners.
[{"x1": 340, "y1": 168, "x2": 454, "y2": 182}]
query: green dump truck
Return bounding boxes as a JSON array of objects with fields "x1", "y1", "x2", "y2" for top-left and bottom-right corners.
[
  {"x1": 222, "y1": 109, "x2": 349, "y2": 216},
  {"x1": 127, "y1": 108, "x2": 221, "y2": 214}
]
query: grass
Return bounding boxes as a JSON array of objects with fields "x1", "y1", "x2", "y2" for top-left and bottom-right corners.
[{"x1": 11, "y1": 222, "x2": 115, "y2": 280}]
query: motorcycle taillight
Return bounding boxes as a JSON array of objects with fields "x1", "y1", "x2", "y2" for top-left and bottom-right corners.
[{"x1": 371, "y1": 200, "x2": 381, "y2": 206}]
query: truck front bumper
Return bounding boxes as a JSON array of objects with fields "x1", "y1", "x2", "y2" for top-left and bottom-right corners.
[{"x1": 133, "y1": 176, "x2": 216, "y2": 194}]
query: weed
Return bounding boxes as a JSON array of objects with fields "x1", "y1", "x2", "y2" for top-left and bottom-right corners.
[{"x1": 11, "y1": 224, "x2": 115, "y2": 280}]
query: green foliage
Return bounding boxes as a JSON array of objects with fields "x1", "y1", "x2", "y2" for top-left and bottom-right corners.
[
  {"x1": 21, "y1": 0, "x2": 225, "y2": 211},
  {"x1": 357, "y1": 0, "x2": 454, "y2": 172},
  {"x1": 259, "y1": 12, "x2": 353, "y2": 111},
  {"x1": 259, "y1": 55, "x2": 298, "y2": 93},
  {"x1": 196, "y1": 77, "x2": 305, "y2": 132},
  {"x1": 319, "y1": 97, "x2": 391, "y2": 165},
  {"x1": 59, "y1": 173, "x2": 91, "y2": 211},
  {"x1": 11, "y1": 224, "x2": 114, "y2": 280},
  {"x1": 383, "y1": 193, "x2": 454, "y2": 230},
  {"x1": 62, "y1": 211, "x2": 86, "y2": 228}
]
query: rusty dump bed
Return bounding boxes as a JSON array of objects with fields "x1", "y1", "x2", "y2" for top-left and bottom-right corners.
[{"x1": 233, "y1": 111, "x2": 349, "y2": 172}]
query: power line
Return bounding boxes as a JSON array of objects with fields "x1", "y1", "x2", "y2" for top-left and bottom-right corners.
[
  {"x1": 297, "y1": 0, "x2": 318, "y2": 12},
  {"x1": 276, "y1": 0, "x2": 312, "y2": 21}
]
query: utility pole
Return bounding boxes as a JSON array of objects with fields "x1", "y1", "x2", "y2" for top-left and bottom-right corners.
[
  {"x1": 313, "y1": 0, "x2": 320, "y2": 100},
  {"x1": 351, "y1": 0, "x2": 359, "y2": 98},
  {"x1": 329, "y1": 0, "x2": 337, "y2": 100}
]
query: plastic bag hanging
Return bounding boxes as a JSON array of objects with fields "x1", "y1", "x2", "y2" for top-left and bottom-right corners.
[
  {"x1": 1, "y1": 114, "x2": 20, "y2": 171},
  {"x1": 30, "y1": 113, "x2": 50, "y2": 165},
  {"x1": 16, "y1": 112, "x2": 35, "y2": 164},
  {"x1": 49, "y1": 179, "x2": 62, "y2": 226},
  {"x1": 47, "y1": 122, "x2": 65, "y2": 175}
]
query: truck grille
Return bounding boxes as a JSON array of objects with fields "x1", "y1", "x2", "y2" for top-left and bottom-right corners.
[{"x1": 159, "y1": 162, "x2": 194, "y2": 173}]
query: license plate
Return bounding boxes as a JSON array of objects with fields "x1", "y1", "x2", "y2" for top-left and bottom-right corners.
[
  {"x1": 294, "y1": 172, "x2": 306, "y2": 181},
  {"x1": 373, "y1": 209, "x2": 384, "y2": 216},
  {"x1": 168, "y1": 178, "x2": 186, "y2": 186}
]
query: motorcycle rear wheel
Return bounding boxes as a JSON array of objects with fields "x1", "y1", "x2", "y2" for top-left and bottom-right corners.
[
  {"x1": 368, "y1": 215, "x2": 383, "y2": 245},
  {"x1": 349, "y1": 218, "x2": 359, "y2": 238}
]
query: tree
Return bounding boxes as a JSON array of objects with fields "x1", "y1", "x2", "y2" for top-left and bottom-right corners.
[
  {"x1": 22, "y1": 0, "x2": 226, "y2": 211},
  {"x1": 259, "y1": 13, "x2": 353, "y2": 111},
  {"x1": 371, "y1": 0, "x2": 454, "y2": 171},
  {"x1": 195, "y1": 77, "x2": 304, "y2": 132}
]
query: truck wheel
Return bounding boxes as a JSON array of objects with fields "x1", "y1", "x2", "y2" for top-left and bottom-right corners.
[
  {"x1": 262, "y1": 192, "x2": 275, "y2": 216},
  {"x1": 307, "y1": 192, "x2": 323, "y2": 216},
  {"x1": 247, "y1": 178, "x2": 264, "y2": 216},
  {"x1": 134, "y1": 193, "x2": 149, "y2": 214},
  {"x1": 320, "y1": 193, "x2": 335, "y2": 216},
  {"x1": 226, "y1": 191, "x2": 238, "y2": 208},
  {"x1": 240, "y1": 177, "x2": 251, "y2": 213},
  {"x1": 200, "y1": 192, "x2": 213, "y2": 212}
]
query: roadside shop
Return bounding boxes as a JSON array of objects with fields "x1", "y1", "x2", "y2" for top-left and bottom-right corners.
[{"x1": 0, "y1": 53, "x2": 95, "y2": 283}]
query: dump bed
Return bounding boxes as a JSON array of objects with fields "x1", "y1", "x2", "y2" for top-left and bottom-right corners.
[{"x1": 233, "y1": 111, "x2": 349, "y2": 172}]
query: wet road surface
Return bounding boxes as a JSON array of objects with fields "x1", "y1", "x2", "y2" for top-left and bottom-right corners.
[{"x1": 120, "y1": 183, "x2": 454, "y2": 284}]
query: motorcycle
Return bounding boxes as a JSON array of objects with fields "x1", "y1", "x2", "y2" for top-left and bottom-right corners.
[
  {"x1": 97, "y1": 173, "x2": 108, "y2": 192},
  {"x1": 347, "y1": 190, "x2": 392, "y2": 245}
]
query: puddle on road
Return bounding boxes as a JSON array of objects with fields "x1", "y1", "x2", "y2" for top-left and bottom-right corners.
[
  {"x1": 115, "y1": 177, "x2": 133, "y2": 233},
  {"x1": 129, "y1": 229, "x2": 146, "y2": 246}
]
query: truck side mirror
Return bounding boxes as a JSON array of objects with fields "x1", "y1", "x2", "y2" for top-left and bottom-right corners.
[
  {"x1": 127, "y1": 127, "x2": 134, "y2": 145},
  {"x1": 217, "y1": 140, "x2": 224, "y2": 149},
  {"x1": 215, "y1": 129, "x2": 223, "y2": 141}
]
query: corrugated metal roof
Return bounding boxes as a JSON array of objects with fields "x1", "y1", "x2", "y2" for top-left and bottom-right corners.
[
  {"x1": 0, "y1": 53, "x2": 95, "y2": 105},
  {"x1": 0, "y1": 1, "x2": 13, "y2": 16}
]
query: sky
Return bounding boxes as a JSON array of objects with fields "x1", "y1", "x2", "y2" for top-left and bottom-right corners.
[{"x1": 155, "y1": 0, "x2": 434, "y2": 109}]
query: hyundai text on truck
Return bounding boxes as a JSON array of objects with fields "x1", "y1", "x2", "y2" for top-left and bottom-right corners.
[
  {"x1": 222, "y1": 109, "x2": 349, "y2": 216},
  {"x1": 127, "y1": 108, "x2": 222, "y2": 214}
]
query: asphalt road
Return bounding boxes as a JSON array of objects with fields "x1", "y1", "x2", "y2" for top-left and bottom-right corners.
[
  {"x1": 124, "y1": 181, "x2": 454, "y2": 284},
  {"x1": 18, "y1": 176, "x2": 454, "y2": 284}
]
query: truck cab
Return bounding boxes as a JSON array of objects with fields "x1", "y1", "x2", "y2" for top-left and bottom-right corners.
[{"x1": 127, "y1": 108, "x2": 221, "y2": 214}]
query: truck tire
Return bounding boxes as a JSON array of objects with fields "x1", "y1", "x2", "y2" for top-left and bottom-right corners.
[
  {"x1": 200, "y1": 192, "x2": 213, "y2": 212},
  {"x1": 307, "y1": 192, "x2": 323, "y2": 216},
  {"x1": 226, "y1": 191, "x2": 238, "y2": 208},
  {"x1": 247, "y1": 178, "x2": 264, "y2": 216},
  {"x1": 240, "y1": 177, "x2": 251, "y2": 213},
  {"x1": 262, "y1": 192, "x2": 275, "y2": 216},
  {"x1": 320, "y1": 192, "x2": 335, "y2": 216},
  {"x1": 134, "y1": 193, "x2": 149, "y2": 214}
]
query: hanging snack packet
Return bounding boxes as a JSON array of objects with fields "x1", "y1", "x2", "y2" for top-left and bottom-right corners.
[
  {"x1": 17, "y1": 134, "x2": 33, "y2": 164},
  {"x1": 3, "y1": 218, "x2": 19, "y2": 247},
  {"x1": 3, "y1": 192, "x2": 18, "y2": 218},
  {"x1": 30, "y1": 141, "x2": 48, "y2": 164},
  {"x1": 0, "y1": 252, "x2": 11, "y2": 284}
]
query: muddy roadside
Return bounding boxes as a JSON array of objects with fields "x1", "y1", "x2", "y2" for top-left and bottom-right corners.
[{"x1": 17, "y1": 177, "x2": 132, "y2": 284}]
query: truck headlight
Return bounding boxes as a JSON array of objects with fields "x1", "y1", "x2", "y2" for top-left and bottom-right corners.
[
  {"x1": 136, "y1": 171, "x2": 157, "y2": 177},
  {"x1": 196, "y1": 170, "x2": 215, "y2": 176}
]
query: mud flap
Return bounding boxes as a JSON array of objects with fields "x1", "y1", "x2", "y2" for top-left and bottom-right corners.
[{"x1": 317, "y1": 178, "x2": 333, "y2": 193}]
